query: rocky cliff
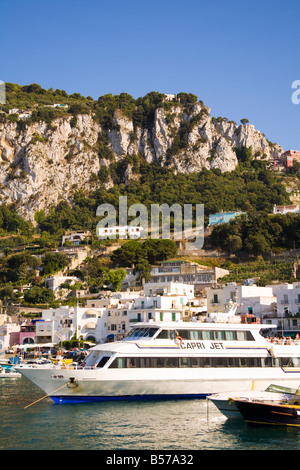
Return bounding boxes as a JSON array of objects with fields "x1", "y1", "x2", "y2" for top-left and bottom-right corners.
[{"x1": 0, "y1": 99, "x2": 283, "y2": 221}]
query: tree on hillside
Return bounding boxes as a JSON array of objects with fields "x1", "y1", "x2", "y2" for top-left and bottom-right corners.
[
  {"x1": 133, "y1": 259, "x2": 152, "y2": 283},
  {"x1": 23, "y1": 286, "x2": 55, "y2": 304},
  {"x1": 80, "y1": 256, "x2": 109, "y2": 288},
  {"x1": 110, "y1": 240, "x2": 145, "y2": 267},
  {"x1": 110, "y1": 239, "x2": 178, "y2": 267},
  {"x1": 142, "y1": 239, "x2": 177, "y2": 264},
  {"x1": 42, "y1": 252, "x2": 68, "y2": 275},
  {"x1": 105, "y1": 268, "x2": 127, "y2": 292}
]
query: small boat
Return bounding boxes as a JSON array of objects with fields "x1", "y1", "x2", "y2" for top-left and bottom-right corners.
[
  {"x1": 234, "y1": 399, "x2": 300, "y2": 426},
  {"x1": 208, "y1": 384, "x2": 297, "y2": 419},
  {"x1": 0, "y1": 366, "x2": 21, "y2": 378}
]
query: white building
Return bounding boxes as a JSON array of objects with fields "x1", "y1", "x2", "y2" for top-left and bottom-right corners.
[
  {"x1": 36, "y1": 307, "x2": 74, "y2": 344},
  {"x1": 0, "y1": 316, "x2": 20, "y2": 352},
  {"x1": 128, "y1": 282, "x2": 198, "y2": 323},
  {"x1": 163, "y1": 94, "x2": 177, "y2": 101},
  {"x1": 36, "y1": 305, "x2": 107, "y2": 344},
  {"x1": 143, "y1": 281, "x2": 194, "y2": 297},
  {"x1": 96, "y1": 225, "x2": 144, "y2": 239},
  {"x1": 149, "y1": 260, "x2": 229, "y2": 292},
  {"x1": 48, "y1": 103, "x2": 68, "y2": 108},
  {"x1": 273, "y1": 204, "x2": 300, "y2": 215},
  {"x1": 74, "y1": 306, "x2": 107, "y2": 344},
  {"x1": 45, "y1": 275, "x2": 82, "y2": 298},
  {"x1": 271, "y1": 283, "x2": 300, "y2": 335},
  {"x1": 61, "y1": 231, "x2": 91, "y2": 246},
  {"x1": 206, "y1": 282, "x2": 300, "y2": 336},
  {"x1": 129, "y1": 295, "x2": 182, "y2": 323},
  {"x1": 206, "y1": 284, "x2": 276, "y2": 317}
]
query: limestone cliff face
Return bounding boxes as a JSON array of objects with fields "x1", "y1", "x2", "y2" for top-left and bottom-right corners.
[{"x1": 0, "y1": 101, "x2": 283, "y2": 220}]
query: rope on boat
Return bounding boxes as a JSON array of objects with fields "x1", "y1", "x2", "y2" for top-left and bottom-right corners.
[{"x1": 24, "y1": 382, "x2": 69, "y2": 409}]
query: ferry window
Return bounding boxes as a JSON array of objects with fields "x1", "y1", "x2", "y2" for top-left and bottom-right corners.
[
  {"x1": 156, "y1": 330, "x2": 169, "y2": 340},
  {"x1": 236, "y1": 331, "x2": 255, "y2": 341},
  {"x1": 291, "y1": 358, "x2": 300, "y2": 367},
  {"x1": 213, "y1": 331, "x2": 224, "y2": 341},
  {"x1": 127, "y1": 358, "x2": 140, "y2": 368},
  {"x1": 190, "y1": 330, "x2": 201, "y2": 340},
  {"x1": 166, "y1": 357, "x2": 178, "y2": 368},
  {"x1": 110, "y1": 357, "x2": 126, "y2": 368},
  {"x1": 97, "y1": 356, "x2": 110, "y2": 368},
  {"x1": 261, "y1": 357, "x2": 272, "y2": 367},
  {"x1": 247, "y1": 357, "x2": 260, "y2": 367},
  {"x1": 108, "y1": 355, "x2": 290, "y2": 369},
  {"x1": 201, "y1": 357, "x2": 211, "y2": 367},
  {"x1": 136, "y1": 328, "x2": 149, "y2": 338},
  {"x1": 144, "y1": 328, "x2": 158, "y2": 337},
  {"x1": 214, "y1": 357, "x2": 226, "y2": 367},
  {"x1": 272, "y1": 357, "x2": 281, "y2": 367},
  {"x1": 202, "y1": 330, "x2": 212, "y2": 340},
  {"x1": 177, "y1": 330, "x2": 189, "y2": 340},
  {"x1": 224, "y1": 331, "x2": 236, "y2": 341},
  {"x1": 238, "y1": 357, "x2": 248, "y2": 367},
  {"x1": 125, "y1": 328, "x2": 140, "y2": 338},
  {"x1": 190, "y1": 357, "x2": 200, "y2": 367},
  {"x1": 152, "y1": 358, "x2": 164, "y2": 368},
  {"x1": 179, "y1": 357, "x2": 190, "y2": 367},
  {"x1": 280, "y1": 357, "x2": 291, "y2": 367},
  {"x1": 140, "y1": 357, "x2": 152, "y2": 368},
  {"x1": 246, "y1": 331, "x2": 255, "y2": 341},
  {"x1": 236, "y1": 331, "x2": 246, "y2": 341},
  {"x1": 227, "y1": 357, "x2": 238, "y2": 367}
]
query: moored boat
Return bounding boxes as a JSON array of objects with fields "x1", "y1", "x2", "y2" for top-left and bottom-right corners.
[
  {"x1": 208, "y1": 384, "x2": 297, "y2": 419},
  {"x1": 0, "y1": 366, "x2": 21, "y2": 378},
  {"x1": 15, "y1": 318, "x2": 300, "y2": 404},
  {"x1": 234, "y1": 398, "x2": 300, "y2": 426}
]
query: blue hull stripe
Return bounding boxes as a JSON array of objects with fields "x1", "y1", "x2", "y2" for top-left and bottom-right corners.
[{"x1": 51, "y1": 393, "x2": 208, "y2": 404}]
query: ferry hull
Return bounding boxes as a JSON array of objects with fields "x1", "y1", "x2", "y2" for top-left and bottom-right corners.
[{"x1": 17, "y1": 366, "x2": 300, "y2": 404}]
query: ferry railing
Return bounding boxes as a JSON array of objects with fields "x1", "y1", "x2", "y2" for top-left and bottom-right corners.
[{"x1": 267, "y1": 338, "x2": 300, "y2": 345}]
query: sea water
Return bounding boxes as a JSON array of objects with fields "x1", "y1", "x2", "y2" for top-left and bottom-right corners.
[{"x1": 1, "y1": 377, "x2": 300, "y2": 451}]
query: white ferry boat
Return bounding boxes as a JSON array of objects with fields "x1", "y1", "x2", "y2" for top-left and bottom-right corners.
[{"x1": 16, "y1": 317, "x2": 300, "y2": 404}]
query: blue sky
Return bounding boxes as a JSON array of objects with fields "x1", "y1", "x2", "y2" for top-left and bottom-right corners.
[{"x1": 1, "y1": 0, "x2": 300, "y2": 151}]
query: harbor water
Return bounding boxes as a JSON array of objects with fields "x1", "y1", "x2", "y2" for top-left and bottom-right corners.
[{"x1": 1, "y1": 377, "x2": 300, "y2": 451}]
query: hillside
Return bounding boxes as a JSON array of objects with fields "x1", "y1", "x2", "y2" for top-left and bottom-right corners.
[{"x1": 0, "y1": 84, "x2": 283, "y2": 221}]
